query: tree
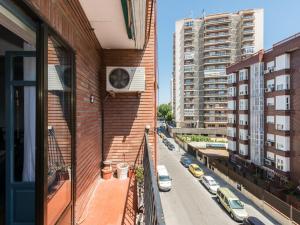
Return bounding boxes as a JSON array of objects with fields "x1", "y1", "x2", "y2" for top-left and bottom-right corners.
[
  {"x1": 158, "y1": 103, "x2": 173, "y2": 121},
  {"x1": 165, "y1": 111, "x2": 173, "y2": 122}
]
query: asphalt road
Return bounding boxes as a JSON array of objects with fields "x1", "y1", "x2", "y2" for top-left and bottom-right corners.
[{"x1": 157, "y1": 129, "x2": 279, "y2": 225}]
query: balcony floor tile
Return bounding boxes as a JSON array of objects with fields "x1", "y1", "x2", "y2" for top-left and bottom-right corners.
[{"x1": 80, "y1": 177, "x2": 136, "y2": 225}]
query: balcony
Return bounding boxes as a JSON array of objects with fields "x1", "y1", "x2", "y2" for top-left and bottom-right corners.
[
  {"x1": 205, "y1": 18, "x2": 230, "y2": 25},
  {"x1": 204, "y1": 45, "x2": 231, "y2": 52},
  {"x1": 204, "y1": 32, "x2": 230, "y2": 39},
  {"x1": 243, "y1": 15, "x2": 254, "y2": 21},
  {"x1": 79, "y1": 133, "x2": 165, "y2": 225},
  {"x1": 243, "y1": 29, "x2": 255, "y2": 34},
  {"x1": 204, "y1": 52, "x2": 230, "y2": 58},
  {"x1": 205, "y1": 26, "x2": 230, "y2": 33}
]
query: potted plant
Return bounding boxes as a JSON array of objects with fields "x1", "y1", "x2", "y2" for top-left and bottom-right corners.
[
  {"x1": 102, "y1": 167, "x2": 113, "y2": 180},
  {"x1": 128, "y1": 164, "x2": 134, "y2": 178}
]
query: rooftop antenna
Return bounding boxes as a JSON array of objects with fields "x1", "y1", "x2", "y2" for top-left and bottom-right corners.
[
  {"x1": 202, "y1": 9, "x2": 206, "y2": 19},
  {"x1": 189, "y1": 10, "x2": 194, "y2": 18}
]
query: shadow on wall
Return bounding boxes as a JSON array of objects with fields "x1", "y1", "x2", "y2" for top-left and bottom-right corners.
[
  {"x1": 102, "y1": 49, "x2": 150, "y2": 167},
  {"x1": 103, "y1": 93, "x2": 141, "y2": 164}
]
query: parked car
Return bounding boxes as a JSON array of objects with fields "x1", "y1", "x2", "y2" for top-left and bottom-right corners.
[
  {"x1": 157, "y1": 165, "x2": 172, "y2": 191},
  {"x1": 180, "y1": 157, "x2": 192, "y2": 168},
  {"x1": 159, "y1": 133, "x2": 165, "y2": 139},
  {"x1": 216, "y1": 187, "x2": 248, "y2": 222},
  {"x1": 201, "y1": 175, "x2": 220, "y2": 194},
  {"x1": 168, "y1": 143, "x2": 175, "y2": 151},
  {"x1": 243, "y1": 217, "x2": 265, "y2": 225},
  {"x1": 188, "y1": 164, "x2": 204, "y2": 178}
]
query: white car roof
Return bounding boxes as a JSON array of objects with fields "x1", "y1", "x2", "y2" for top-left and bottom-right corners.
[
  {"x1": 203, "y1": 175, "x2": 215, "y2": 181},
  {"x1": 157, "y1": 165, "x2": 169, "y2": 176}
]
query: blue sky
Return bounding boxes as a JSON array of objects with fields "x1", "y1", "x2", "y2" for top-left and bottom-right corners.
[{"x1": 158, "y1": 0, "x2": 300, "y2": 104}]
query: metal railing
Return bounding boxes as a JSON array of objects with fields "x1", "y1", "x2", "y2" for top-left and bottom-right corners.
[{"x1": 143, "y1": 133, "x2": 165, "y2": 225}]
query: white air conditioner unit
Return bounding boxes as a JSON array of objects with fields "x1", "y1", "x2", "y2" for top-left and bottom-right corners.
[
  {"x1": 264, "y1": 70, "x2": 269, "y2": 74},
  {"x1": 264, "y1": 159, "x2": 272, "y2": 166},
  {"x1": 106, "y1": 67, "x2": 145, "y2": 93}
]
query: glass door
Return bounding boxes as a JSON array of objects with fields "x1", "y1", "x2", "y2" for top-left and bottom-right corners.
[{"x1": 5, "y1": 51, "x2": 36, "y2": 225}]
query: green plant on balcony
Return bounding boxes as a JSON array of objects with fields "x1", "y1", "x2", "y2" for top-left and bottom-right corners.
[{"x1": 135, "y1": 166, "x2": 144, "y2": 184}]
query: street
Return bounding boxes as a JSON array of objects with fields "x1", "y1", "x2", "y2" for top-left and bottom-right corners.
[{"x1": 157, "y1": 129, "x2": 279, "y2": 225}]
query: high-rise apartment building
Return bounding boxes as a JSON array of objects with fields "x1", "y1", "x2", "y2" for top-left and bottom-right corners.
[
  {"x1": 226, "y1": 33, "x2": 300, "y2": 184},
  {"x1": 172, "y1": 9, "x2": 263, "y2": 134}
]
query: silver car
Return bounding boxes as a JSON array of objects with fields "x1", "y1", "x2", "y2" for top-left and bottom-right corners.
[{"x1": 201, "y1": 175, "x2": 220, "y2": 194}]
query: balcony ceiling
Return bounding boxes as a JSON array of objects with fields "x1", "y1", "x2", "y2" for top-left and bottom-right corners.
[{"x1": 79, "y1": 0, "x2": 146, "y2": 49}]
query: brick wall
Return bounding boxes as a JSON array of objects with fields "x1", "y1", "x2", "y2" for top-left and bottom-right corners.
[{"x1": 102, "y1": 0, "x2": 157, "y2": 167}]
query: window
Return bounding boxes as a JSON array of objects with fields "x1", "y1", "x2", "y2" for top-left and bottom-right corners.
[
  {"x1": 239, "y1": 114, "x2": 248, "y2": 125},
  {"x1": 239, "y1": 69, "x2": 248, "y2": 81},
  {"x1": 275, "y1": 116, "x2": 290, "y2": 131},
  {"x1": 228, "y1": 100, "x2": 236, "y2": 110},
  {"x1": 184, "y1": 21, "x2": 194, "y2": 27},
  {"x1": 275, "y1": 155, "x2": 290, "y2": 172},
  {"x1": 275, "y1": 135, "x2": 290, "y2": 151},
  {"x1": 266, "y1": 98, "x2": 274, "y2": 107},
  {"x1": 275, "y1": 54, "x2": 290, "y2": 71},
  {"x1": 276, "y1": 75, "x2": 290, "y2": 91},
  {"x1": 228, "y1": 87, "x2": 236, "y2": 97},
  {"x1": 276, "y1": 158, "x2": 284, "y2": 171},
  {"x1": 275, "y1": 95, "x2": 290, "y2": 110},
  {"x1": 266, "y1": 116, "x2": 274, "y2": 124},
  {"x1": 47, "y1": 34, "x2": 75, "y2": 225},
  {"x1": 266, "y1": 151, "x2": 275, "y2": 161},
  {"x1": 239, "y1": 99, "x2": 248, "y2": 110},
  {"x1": 239, "y1": 129, "x2": 248, "y2": 140},
  {"x1": 239, "y1": 84, "x2": 248, "y2": 95}
]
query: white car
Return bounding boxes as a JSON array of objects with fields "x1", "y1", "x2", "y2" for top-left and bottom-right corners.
[
  {"x1": 157, "y1": 165, "x2": 172, "y2": 191},
  {"x1": 201, "y1": 175, "x2": 220, "y2": 194}
]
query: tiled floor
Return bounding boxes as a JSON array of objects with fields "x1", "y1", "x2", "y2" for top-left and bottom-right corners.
[{"x1": 80, "y1": 177, "x2": 137, "y2": 225}]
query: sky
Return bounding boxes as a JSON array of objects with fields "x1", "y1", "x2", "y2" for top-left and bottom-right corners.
[{"x1": 158, "y1": 0, "x2": 300, "y2": 104}]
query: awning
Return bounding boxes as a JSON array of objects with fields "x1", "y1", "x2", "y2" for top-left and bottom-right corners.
[
  {"x1": 79, "y1": 0, "x2": 147, "y2": 49},
  {"x1": 197, "y1": 149, "x2": 229, "y2": 158}
]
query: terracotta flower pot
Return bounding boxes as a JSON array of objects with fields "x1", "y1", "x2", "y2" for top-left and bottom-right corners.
[
  {"x1": 102, "y1": 168, "x2": 113, "y2": 180},
  {"x1": 128, "y1": 168, "x2": 134, "y2": 178}
]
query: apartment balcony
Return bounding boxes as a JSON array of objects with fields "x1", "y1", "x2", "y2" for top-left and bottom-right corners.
[
  {"x1": 204, "y1": 53, "x2": 231, "y2": 59},
  {"x1": 205, "y1": 26, "x2": 230, "y2": 33},
  {"x1": 204, "y1": 39, "x2": 231, "y2": 46},
  {"x1": 184, "y1": 29, "x2": 195, "y2": 34},
  {"x1": 184, "y1": 35, "x2": 194, "y2": 42},
  {"x1": 77, "y1": 134, "x2": 165, "y2": 225},
  {"x1": 242, "y1": 22, "x2": 255, "y2": 28},
  {"x1": 243, "y1": 15, "x2": 254, "y2": 21},
  {"x1": 204, "y1": 45, "x2": 231, "y2": 52},
  {"x1": 243, "y1": 29, "x2": 255, "y2": 34},
  {"x1": 204, "y1": 32, "x2": 230, "y2": 39},
  {"x1": 205, "y1": 18, "x2": 231, "y2": 25},
  {"x1": 204, "y1": 113, "x2": 227, "y2": 117},
  {"x1": 204, "y1": 87, "x2": 227, "y2": 92},
  {"x1": 203, "y1": 59, "x2": 229, "y2": 66},
  {"x1": 203, "y1": 79, "x2": 227, "y2": 84}
]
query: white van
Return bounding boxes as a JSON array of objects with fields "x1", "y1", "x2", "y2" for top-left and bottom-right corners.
[{"x1": 157, "y1": 165, "x2": 172, "y2": 191}]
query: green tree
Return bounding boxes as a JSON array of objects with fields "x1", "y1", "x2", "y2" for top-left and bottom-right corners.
[
  {"x1": 165, "y1": 111, "x2": 173, "y2": 122},
  {"x1": 158, "y1": 103, "x2": 172, "y2": 120}
]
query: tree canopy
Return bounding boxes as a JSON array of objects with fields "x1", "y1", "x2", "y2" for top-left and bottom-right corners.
[{"x1": 158, "y1": 103, "x2": 173, "y2": 121}]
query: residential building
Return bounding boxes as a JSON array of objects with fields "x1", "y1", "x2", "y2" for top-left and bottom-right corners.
[
  {"x1": 226, "y1": 33, "x2": 300, "y2": 185},
  {"x1": 0, "y1": 1, "x2": 163, "y2": 225},
  {"x1": 172, "y1": 9, "x2": 263, "y2": 135}
]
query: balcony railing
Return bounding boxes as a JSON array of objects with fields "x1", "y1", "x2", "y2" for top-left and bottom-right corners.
[{"x1": 143, "y1": 133, "x2": 165, "y2": 225}]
